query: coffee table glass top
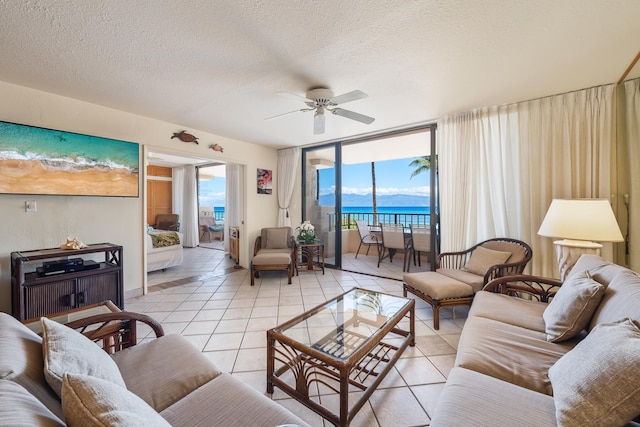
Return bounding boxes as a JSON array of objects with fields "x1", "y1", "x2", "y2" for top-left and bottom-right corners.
[{"x1": 276, "y1": 288, "x2": 411, "y2": 360}]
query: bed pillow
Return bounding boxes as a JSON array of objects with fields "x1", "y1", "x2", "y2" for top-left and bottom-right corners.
[
  {"x1": 62, "y1": 373, "x2": 171, "y2": 427},
  {"x1": 543, "y1": 270, "x2": 605, "y2": 342},
  {"x1": 548, "y1": 318, "x2": 640, "y2": 427},
  {"x1": 464, "y1": 246, "x2": 512, "y2": 276},
  {"x1": 40, "y1": 317, "x2": 126, "y2": 397}
]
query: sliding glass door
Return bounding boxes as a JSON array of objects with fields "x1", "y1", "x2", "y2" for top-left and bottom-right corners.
[{"x1": 302, "y1": 144, "x2": 340, "y2": 268}]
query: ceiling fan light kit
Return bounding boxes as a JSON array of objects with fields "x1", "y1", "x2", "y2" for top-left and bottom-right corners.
[{"x1": 267, "y1": 87, "x2": 375, "y2": 134}]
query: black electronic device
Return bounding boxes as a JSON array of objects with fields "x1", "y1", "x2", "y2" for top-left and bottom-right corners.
[{"x1": 38, "y1": 258, "x2": 86, "y2": 276}]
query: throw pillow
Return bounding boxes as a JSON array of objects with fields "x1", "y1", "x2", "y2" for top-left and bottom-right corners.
[
  {"x1": 543, "y1": 270, "x2": 605, "y2": 342},
  {"x1": 464, "y1": 246, "x2": 512, "y2": 276},
  {"x1": 548, "y1": 318, "x2": 640, "y2": 427},
  {"x1": 62, "y1": 373, "x2": 171, "y2": 427},
  {"x1": 40, "y1": 317, "x2": 126, "y2": 398},
  {"x1": 265, "y1": 228, "x2": 289, "y2": 249}
]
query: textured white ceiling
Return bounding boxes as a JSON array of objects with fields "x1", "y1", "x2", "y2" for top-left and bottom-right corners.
[{"x1": 0, "y1": 0, "x2": 639, "y2": 149}]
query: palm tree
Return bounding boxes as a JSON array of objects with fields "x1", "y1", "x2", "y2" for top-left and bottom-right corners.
[
  {"x1": 371, "y1": 162, "x2": 377, "y2": 226},
  {"x1": 409, "y1": 156, "x2": 434, "y2": 179}
]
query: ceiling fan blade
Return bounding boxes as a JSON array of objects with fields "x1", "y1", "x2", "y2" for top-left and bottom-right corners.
[
  {"x1": 279, "y1": 92, "x2": 314, "y2": 103},
  {"x1": 264, "y1": 109, "x2": 303, "y2": 120},
  {"x1": 332, "y1": 108, "x2": 375, "y2": 124},
  {"x1": 330, "y1": 90, "x2": 368, "y2": 105},
  {"x1": 314, "y1": 111, "x2": 325, "y2": 134}
]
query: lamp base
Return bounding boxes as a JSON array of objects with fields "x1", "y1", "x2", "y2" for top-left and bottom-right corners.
[{"x1": 553, "y1": 239, "x2": 602, "y2": 281}]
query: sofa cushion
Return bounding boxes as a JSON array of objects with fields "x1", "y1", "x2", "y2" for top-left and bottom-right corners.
[
  {"x1": 549, "y1": 318, "x2": 640, "y2": 427},
  {"x1": 0, "y1": 313, "x2": 63, "y2": 420},
  {"x1": 160, "y1": 372, "x2": 310, "y2": 427},
  {"x1": 468, "y1": 291, "x2": 547, "y2": 332},
  {"x1": 589, "y1": 269, "x2": 640, "y2": 330},
  {"x1": 0, "y1": 379, "x2": 64, "y2": 427},
  {"x1": 455, "y1": 314, "x2": 578, "y2": 395},
  {"x1": 62, "y1": 373, "x2": 171, "y2": 427},
  {"x1": 430, "y1": 367, "x2": 557, "y2": 427},
  {"x1": 463, "y1": 246, "x2": 511, "y2": 276},
  {"x1": 543, "y1": 270, "x2": 605, "y2": 342},
  {"x1": 112, "y1": 333, "x2": 222, "y2": 412},
  {"x1": 41, "y1": 317, "x2": 126, "y2": 398}
]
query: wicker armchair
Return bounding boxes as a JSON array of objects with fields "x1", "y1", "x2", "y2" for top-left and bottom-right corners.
[
  {"x1": 404, "y1": 238, "x2": 532, "y2": 329},
  {"x1": 250, "y1": 227, "x2": 295, "y2": 286}
]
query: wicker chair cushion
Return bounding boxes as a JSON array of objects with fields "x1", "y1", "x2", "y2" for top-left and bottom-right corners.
[
  {"x1": 252, "y1": 250, "x2": 291, "y2": 266},
  {"x1": 464, "y1": 246, "x2": 512, "y2": 276},
  {"x1": 543, "y1": 270, "x2": 605, "y2": 342},
  {"x1": 437, "y1": 269, "x2": 485, "y2": 293},
  {"x1": 62, "y1": 373, "x2": 171, "y2": 427},
  {"x1": 40, "y1": 317, "x2": 125, "y2": 398},
  {"x1": 261, "y1": 227, "x2": 291, "y2": 249},
  {"x1": 548, "y1": 318, "x2": 640, "y2": 427},
  {"x1": 404, "y1": 271, "x2": 473, "y2": 300}
]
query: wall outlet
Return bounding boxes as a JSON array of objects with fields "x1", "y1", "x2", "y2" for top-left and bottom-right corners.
[{"x1": 25, "y1": 201, "x2": 37, "y2": 213}]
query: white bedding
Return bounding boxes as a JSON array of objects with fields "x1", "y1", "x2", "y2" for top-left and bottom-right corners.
[{"x1": 147, "y1": 230, "x2": 184, "y2": 272}]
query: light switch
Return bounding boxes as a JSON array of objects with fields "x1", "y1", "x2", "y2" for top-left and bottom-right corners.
[{"x1": 25, "y1": 201, "x2": 37, "y2": 213}]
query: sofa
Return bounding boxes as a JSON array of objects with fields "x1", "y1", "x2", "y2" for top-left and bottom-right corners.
[
  {"x1": 0, "y1": 309, "x2": 309, "y2": 426},
  {"x1": 430, "y1": 254, "x2": 640, "y2": 427}
]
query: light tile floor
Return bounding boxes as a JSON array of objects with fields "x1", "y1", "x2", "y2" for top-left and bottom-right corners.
[{"x1": 131, "y1": 246, "x2": 468, "y2": 427}]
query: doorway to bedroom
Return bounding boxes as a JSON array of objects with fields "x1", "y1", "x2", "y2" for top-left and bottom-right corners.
[{"x1": 197, "y1": 163, "x2": 226, "y2": 251}]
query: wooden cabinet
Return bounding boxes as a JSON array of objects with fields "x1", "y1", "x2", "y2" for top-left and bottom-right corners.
[
  {"x1": 11, "y1": 243, "x2": 123, "y2": 321},
  {"x1": 229, "y1": 227, "x2": 240, "y2": 264}
]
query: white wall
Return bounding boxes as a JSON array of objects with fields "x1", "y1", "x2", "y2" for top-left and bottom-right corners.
[{"x1": 0, "y1": 81, "x2": 280, "y2": 314}]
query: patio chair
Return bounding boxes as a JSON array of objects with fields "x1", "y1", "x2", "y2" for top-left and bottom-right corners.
[
  {"x1": 407, "y1": 224, "x2": 431, "y2": 272},
  {"x1": 354, "y1": 219, "x2": 382, "y2": 258},
  {"x1": 250, "y1": 227, "x2": 295, "y2": 286},
  {"x1": 378, "y1": 223, "x2": 411, "y2": 272},
  {"x1": 403, "y1": 238, "x2": 532, "y2": 329},
  {"x1": 199, "y1": 216, "x2": 224, "y2": 242}
]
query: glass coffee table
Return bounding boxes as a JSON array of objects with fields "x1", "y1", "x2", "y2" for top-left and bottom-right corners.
[{"x1": 267, "y1": 288, "x2": 415, "y2": 427}]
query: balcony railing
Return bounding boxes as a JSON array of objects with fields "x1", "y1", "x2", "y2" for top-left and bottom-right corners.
[{"x1": 341, "y1": 212, "x2": 430, "y2": 229}]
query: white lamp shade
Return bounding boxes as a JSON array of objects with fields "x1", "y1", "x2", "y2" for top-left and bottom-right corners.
[{"x1": 538, "y1": 199, "x2": 623, "y2": 242}]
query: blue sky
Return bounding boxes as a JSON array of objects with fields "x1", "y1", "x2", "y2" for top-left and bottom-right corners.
[
  {"x1": 320, "y1": 157, "x2": 430, "y2": 198},
  {"x1": 198, "y1": 156, "x2": 430, "y2": 209}
]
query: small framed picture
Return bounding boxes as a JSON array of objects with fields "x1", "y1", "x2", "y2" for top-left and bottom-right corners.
[{"x1": 257, "y1": 168, "x2": 272, "y2": 194}]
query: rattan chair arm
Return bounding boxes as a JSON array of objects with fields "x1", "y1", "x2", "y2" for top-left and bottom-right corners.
[
  {"x1": 483, "y1": 275, "x2": 563, "y2": 303},
  {"x1": 65, "y1": 311, "x2": 165, "y2": 353},
  {"x1": 253, "y1": 236, "x2": 262, "y2": 256}
]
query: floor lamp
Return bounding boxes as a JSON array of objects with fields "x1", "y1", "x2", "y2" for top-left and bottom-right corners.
[{"x1": 538, "y1": 199, "x2": 623, "y2": 281}]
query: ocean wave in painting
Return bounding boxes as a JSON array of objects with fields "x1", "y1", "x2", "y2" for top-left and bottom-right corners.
[{"x1": 0, "y1": 149, "x2": 139, "y2": 174}]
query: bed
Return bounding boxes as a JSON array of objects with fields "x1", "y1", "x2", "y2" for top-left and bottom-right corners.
[{"x1": 147, "y1": 229, "x2": 184, "y2": 272}]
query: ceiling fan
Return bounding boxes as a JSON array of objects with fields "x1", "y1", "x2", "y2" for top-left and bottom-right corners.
[{"x1": 267, "y1": 88, "x2": 375, "y2": 134}]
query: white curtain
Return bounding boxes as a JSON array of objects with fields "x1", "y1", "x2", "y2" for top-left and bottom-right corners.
[
  {"x1": 438, "y1": 85, "x2": 616, "y2": 277},
  {"x1": 172, "y1": 167, "x2": 185, "y2": 227},
  {"x1": 621, "y1": 78, "x2": 640, "y2": 271},
  {"x1": 225, "y1": 163, "x2": 244, "y2": 253},
  {"x1": 172, "y1": 166, "x2": 199, "y2": 247},
  {"x1": 277, "y1": 147, "x2": 300, "y2": 227}
]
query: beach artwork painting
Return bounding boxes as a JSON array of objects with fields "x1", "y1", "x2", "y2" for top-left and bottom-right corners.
[
  {"x1": 0, "y1": 121, "x2": 139, "y2": 197},
  {"x1": 257, "y1": 168, "x2": 272, "y2": 194}
]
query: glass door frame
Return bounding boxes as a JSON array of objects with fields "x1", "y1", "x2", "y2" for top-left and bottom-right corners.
[
  {"x1": 302, "y1": 123, "x2": 438, "y2": 274},
  {"x1": 301, "y1": 143, "x2": 342, "y2": 269}
]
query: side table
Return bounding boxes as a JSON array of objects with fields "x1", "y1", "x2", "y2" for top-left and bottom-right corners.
[{"x1": 295, "y1": 240, "x2": 325, "y2": 275}]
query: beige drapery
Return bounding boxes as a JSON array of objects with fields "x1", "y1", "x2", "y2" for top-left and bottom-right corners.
[
  {"x1": 277, "y1": 147, "x2": 300, "y2": 227},
  {"x1": 438, "y1": 84, "x2": 617, "y2": 278}
]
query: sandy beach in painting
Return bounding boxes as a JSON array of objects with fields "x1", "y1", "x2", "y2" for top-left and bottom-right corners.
[{"x1": 0, "y1": 159, "x2": 138, "y2": 196}]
